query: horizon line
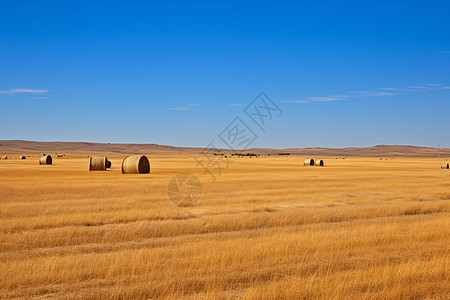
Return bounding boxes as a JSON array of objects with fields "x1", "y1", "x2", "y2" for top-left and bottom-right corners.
[{"x1": 0, "y1": 139, "x2": 447, "y2": 150}]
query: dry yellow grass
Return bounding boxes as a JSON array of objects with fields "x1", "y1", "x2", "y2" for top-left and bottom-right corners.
[{"x1": 0, "y1": 155, "x2": 449, "y2": 299}]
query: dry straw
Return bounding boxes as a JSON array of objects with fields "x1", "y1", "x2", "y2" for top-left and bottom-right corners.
[
  {"x1": 121, "y1": 155, "x2": 150, "y2": 174},
  {"x1": 89, "y1": 157, "x2": 110, "y2": 171},
  {"x1": 315, "y1": 159, "x2": 325, "y2": 166},
  {"x1": 39, "y1": 155, "x2": 52, "y2": 165},
  {"x1": 304, "y1": 158, "x2": 315, "y2": 166}
]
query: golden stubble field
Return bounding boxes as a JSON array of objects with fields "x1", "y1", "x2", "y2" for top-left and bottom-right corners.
[{"x1": 0, "y1": 155, "x2": 449, "y2": 299}]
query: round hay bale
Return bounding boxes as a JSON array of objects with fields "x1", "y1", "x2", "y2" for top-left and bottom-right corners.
[
  {"x1": 20, "y1": 156, "x2": 26, "y2": 160},
  {"x1": 89, "y1": 157, "x2": 108, "y2": 171},
  {"x1": 121, "y1": 155, "x2": 150, "y2": 174},
  {"x1": 39, "y1": 155, "x2": 52, "y2": 165},
  {"x1": 315, "y1": 159, "x2": 325, "y2": 166},
  {"x1": 304, "y1": 158, "x2": 315, "y2": 166},
  {"x1": 441, "y1": 163, "x2": 449, "y2": 169},
  {"x1": 106, "y1": 159, "x2": 112, "y2": 169},
  {"x1": 3, "y1": 155, "x2": 7, "y2": 160}
]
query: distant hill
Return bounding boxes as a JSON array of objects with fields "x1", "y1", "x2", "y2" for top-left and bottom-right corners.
[
  {"x1": 0, "y1": 140, "x2": 199, "y2": 156},
  {"x1": 0, "y1": 140, "x2": 448, "y2": 157}
]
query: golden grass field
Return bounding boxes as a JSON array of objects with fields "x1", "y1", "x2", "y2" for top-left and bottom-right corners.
[{"x1": 0, "y1": 155, "x2": 449, "y2": 299}]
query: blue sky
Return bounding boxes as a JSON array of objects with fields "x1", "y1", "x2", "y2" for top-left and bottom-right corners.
[{"x1": 1, "y1": 0, "x2": 449, "y2": 148}]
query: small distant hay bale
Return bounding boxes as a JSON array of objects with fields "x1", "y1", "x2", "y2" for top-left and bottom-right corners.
[
  {"x1": 39, "y1": 155, "x2": 52, "y2": 165},
  {"x1": 20, "y1": 156, "x2": 26, "y2": 160},
  {"x1": 315, "y1": 159, "x2": 325, "y2": 166},
  {"x1": 441, "y1": 163, "x2": 449, "y2": 169},
  {"x1": 304, "y1": 158, "x2": 315, "y2": 166},
  {"x1": 3, "y1": 155, "x2": 7, "y2": 160},
  {"x1": 89, "y1": 157, "x2": 109, "y2": 171},
  {"x1": 121, "y1": 155, "x2": 150, "y2": 174},
  {"x1": 42, "y1": 154, "x2": 46, "y2": 156}
]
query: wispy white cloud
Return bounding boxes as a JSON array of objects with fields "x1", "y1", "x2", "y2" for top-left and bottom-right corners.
[
  {"x1": 36, "y1": 96, "x2": 48, "y2": 99},
  {"x1": 281, "y1": 94, "x2": 349, "y2": 103},
  {"x1": 308, "y1": 96, "x2": 348, "y2": 102},
  {"x1": 282, "y1": 82, "x2": 448, "y2": 104},
  {"x1": 407, "y1": 85, "x2": 433, "y2": 90},
  {"x1": 0, "y1": 88, "x2": 49, "y2": 94},
  {"x1": 280, "y1": 100, "x2": 309, "y2": 103},
  {"x1": 228, "y1": 103, "x2": 243, "y2": 106},
  {"x1": 363, "y1": 92, "x2": 397, "y2": 97},
  {"x1": 168, "y1": 103, "x2": 199, "y2": 110},
  {"x1": 438, "y1": 50, "x2": 450, "y2": 54},
  {"x1": 282, "y1": 82, "x2": 447, "y2": 104},
  {"x1": 380, "y1": 87, "x2": 399, "y2": 91}
]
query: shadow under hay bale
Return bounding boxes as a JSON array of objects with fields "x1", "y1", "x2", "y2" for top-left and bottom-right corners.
[
  {"x1": 106, "y1": 159, "x2": 112, "y2": 169},
  {"x1": 304, "y1": 158, "x2": 315, "y2": 166},
  {"x1": 89, "y1": 157, "x2": 109, "y2": 171},
  {"x1": 121, "y1": 155, "x2": 150, "y2": 174},
  {"x1": 315, "y1": 159, "x2": 325, "y2": 166},
  {"x1": 39, "y1": 155, "x2": 52, "y2": 165}
]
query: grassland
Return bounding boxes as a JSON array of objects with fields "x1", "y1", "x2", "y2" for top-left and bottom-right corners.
[{"x1": 0, "y1": 155, "x2": 449, "y2": 299}]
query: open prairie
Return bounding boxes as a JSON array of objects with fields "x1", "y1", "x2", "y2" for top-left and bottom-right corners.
[{"x1": 0, "y1": 155, "x2": 449, "y2": 299}]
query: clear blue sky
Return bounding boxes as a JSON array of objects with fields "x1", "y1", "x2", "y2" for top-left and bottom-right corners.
[{"x1": 1, "y1": 1, "x2": 449, "y2": 148}]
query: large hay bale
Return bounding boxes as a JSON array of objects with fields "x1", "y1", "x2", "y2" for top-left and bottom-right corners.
[
  {"x1": 304, "y1": 158, "x2": 315, "y2": 166},
  {"x1": 89, "y1": 157, "x2": 108, "y2": 171},
  {"x1": 315, "y1": 159, "x2": 325, "y2": 166},
  {"x1": 39, "y1": 155, "x2": 52, "y2": 165},
  {"x1": 441, "y1": 163, "x2": 449, "y2": 169},
  {"x1": 121, "y1": 155, "x2": 150, "y2": 174}
]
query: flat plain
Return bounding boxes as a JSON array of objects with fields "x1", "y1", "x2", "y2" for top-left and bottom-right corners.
[{"x1": 0, "y1": 155, "x2": 449, "y2": 299}]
